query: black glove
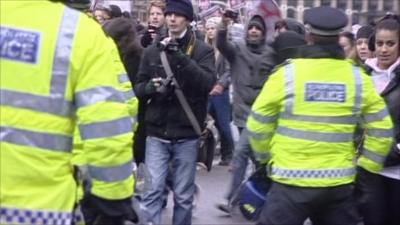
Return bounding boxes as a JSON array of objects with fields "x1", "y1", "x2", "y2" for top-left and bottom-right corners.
[
  {"x1": 164, "y1": 40, "x2": 191, "y2": 69},
  {"x1": 81, "y1": 193, "x2": 138, "y2": 225},
  {"x1": 144, "y1": 79, "x2": 157, "y2": 95},
  {"x1": 140, "y1": 30, "x2": 154, "y2": 48}
]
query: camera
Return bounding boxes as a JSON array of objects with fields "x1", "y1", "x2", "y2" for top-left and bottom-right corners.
[
  {"x1": 157, "y1": 38, "x2": 179, "y2": 52},
  {"x1": 156, "y1": 77, "x2": 173, "y2": 94},
  {"x1": 148, "y1": 24, "x2": 157, "y2": 33},
  {"x1": 223, "y1": 9, "x2": 239, "y2": 20}
]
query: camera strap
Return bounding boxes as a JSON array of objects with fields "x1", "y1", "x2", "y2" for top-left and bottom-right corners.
[{"x1": 160, "y1": 51, "x2": 202, "y2": 136}]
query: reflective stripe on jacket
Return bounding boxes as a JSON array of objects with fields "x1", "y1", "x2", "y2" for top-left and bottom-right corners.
[
  {"x1": 246, "y1": 58, "x2": 393, "y2": 187},
  {"x1": 72, "y1": 50, "x2": 138, "y2": 167},
  {"x1": 0, "y1": 1, "x2": 135, "y2": 223}
]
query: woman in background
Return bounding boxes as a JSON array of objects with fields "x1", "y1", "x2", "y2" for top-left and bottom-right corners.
[
  {"x1": 355, "y1": 25, "x2": 374, "y2": 64},
  {"x1": 205, "y1": 17, "x2": 234, "y2": 166},
  {"x1": 357, "y1": 15, "x2": 400, "y2": 225},
  {"x1": 339, "y1": 31, "x2": 356, "y2": 59}
]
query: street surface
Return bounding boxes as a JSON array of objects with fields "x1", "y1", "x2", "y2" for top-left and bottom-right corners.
[{"x1": 161, "y1": 161, "x2": 253, "y2": 225}]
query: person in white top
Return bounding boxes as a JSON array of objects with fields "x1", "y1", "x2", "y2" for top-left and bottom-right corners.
[{"x1": 357, "y1": 14, "x2": 400, "y2": 225}]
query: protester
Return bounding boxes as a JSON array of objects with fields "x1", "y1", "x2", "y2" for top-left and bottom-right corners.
[
  {"x1": 94, "y1": 7, "x2": 110, "y2": 24},
  {"x1": 205, "y1": 16, "x2": 234, "y2": 166},
  {"x1": 107, "y1": 4, "x2": 123, "y2": 18},
  {"x1": 215, "y1": 10, "x2": 277, "y2": 214},
  {"x1": 274, "y1": 19, "x2": 289, "y2": 37},
  {"x1": 103, "y1": 18, "x2": 143, "y2": 86},
  {"x1": 196, "y1": 20, "x2": 206, "y2": 36},
  {"x1": 134, "y1": 0, "x2": 216, "y2": 224},
  {"x1": 247, "y1": 6, "x2": 393, "y2": 225},
  {"x1": 274, "y1": 18, "x2": 305, "y2": 37},
  {"x1": 356, "y1": 15, "x2": 400, "y2": 225},
  {"x1": 141, "y1": 0, "x2": 167, "y2": 48},
  {"x1": 273, "y1": 30, "x2": 307, "y2": 64},
  {"x1": 355, "y1": 25, "x2": 375, "y2": 63},
  {"x1": 339, "y1": 31, "x2": 356, "y2": 59}
]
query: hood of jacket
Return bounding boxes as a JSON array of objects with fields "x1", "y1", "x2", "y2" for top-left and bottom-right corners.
[{"x1": 245, "y1": 15, "x2": 267, "y2": 48}]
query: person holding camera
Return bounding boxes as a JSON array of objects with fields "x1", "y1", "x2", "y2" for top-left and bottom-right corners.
[
  {"x1": 134, "y1": 0, "x2": 216, "y2": 224},
  {"x1": 216, "y1": 10, "x2": 277, "y2": 214},
  {"x1": 140, "y1": 0, "x2": 167, "y2": 48}
]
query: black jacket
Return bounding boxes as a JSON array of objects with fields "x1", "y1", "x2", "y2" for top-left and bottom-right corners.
[
  {"x1": 134, "y1": 29, "x2": 216, "y2": 139},
  {"x1": 365, "y1": 64, "x2": 400, "y2": 166}
]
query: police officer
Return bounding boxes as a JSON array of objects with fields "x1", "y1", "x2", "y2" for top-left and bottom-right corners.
[
  {"x1": 246, "y1": 6, "x2": 394, "y2": 225},
  {"x1": 0, "y1": 1, "x2": 137, "y2": 225}
]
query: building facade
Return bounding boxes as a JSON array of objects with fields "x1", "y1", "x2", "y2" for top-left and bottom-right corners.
[
  {"x1": 277, "y1": 0, "x2": 399, "y2": 26},
  {"x1": 131, "y1": 0, "x2": 149, "y2": 22},
  {"x1": 131, "y1": 0, "x2": 399, "y2": 25}
]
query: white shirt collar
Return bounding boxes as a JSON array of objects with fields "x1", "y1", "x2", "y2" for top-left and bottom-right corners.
[{"x1": 169, "y1": 28, "x2": 188, "y2": 39}]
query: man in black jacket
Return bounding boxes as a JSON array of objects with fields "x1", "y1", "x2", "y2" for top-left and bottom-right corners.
[{"x1": 134, "y1": 0, "x2": 216, "y2": 224}]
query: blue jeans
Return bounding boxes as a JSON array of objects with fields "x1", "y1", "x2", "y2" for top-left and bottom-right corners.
[
  {"x1": 141, "y1": 136, "x2": 199, "y2": 225},
  {"x1": 226, "y1": 129, "x2": 257, "y2": 203},
  {"x1": 208, "y1": 90, "x2": 234, "y2": 161}
]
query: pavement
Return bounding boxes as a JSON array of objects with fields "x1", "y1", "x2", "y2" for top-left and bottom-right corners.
[{"x1": 160, "y1": 161, "x2": 254, "y2": 225}]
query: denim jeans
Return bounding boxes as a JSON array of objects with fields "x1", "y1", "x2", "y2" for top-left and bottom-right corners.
[
  {"x1": 141, "y1": 136, "x2": 199, "y2": 225},
  {"x1": 208, "y1": 90, "x2": 234, "y2": 161},
  {"x1": 226, "y1": 129, "x2": 257, "y2": 204}
]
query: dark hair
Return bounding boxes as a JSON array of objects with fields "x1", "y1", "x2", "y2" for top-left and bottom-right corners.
[
  {"x1": 376, "y1": 18, "x2": 400, "y2": 34},
  {"x1": 369, "y1": 16, "x2": 400, "y2": 51},
  {"x1": 274, "y1": 19, "x2": 288, "y2": 30},
  {"x1": 339, "y1": 31, "x2": 355, "y2": 46},
  {"x1": 108, "y1": 5, "x2": 122, "y2": 18},
  {"x1": 122, "y1": 11, "x2": 131, "y2": 18}
]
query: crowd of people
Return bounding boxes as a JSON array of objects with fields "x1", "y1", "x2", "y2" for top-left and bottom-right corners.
[{"x1": 1, "y1": 0, "x2": 399, "y2": 225}]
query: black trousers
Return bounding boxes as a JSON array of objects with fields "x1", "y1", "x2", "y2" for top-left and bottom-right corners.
[
  {"x1": 355, "y1": 167, "x2": 400, "y2": 225},
  {"x1": 133, "y1": 101, "x2": 147, "y2": 164},
  {"x1": 257, "y1": 182, "x2": 359, "y2": 225}
]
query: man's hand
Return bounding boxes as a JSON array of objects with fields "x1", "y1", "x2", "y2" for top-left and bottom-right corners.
[
  {"x1": 81, "y1": 193, "x2": 138, "y2": 225},
  {"x1": 221, "y1": 9, "x2": 234, "y2": 27},
  {"x1": 221, "y1": 15, "x2": 232, "y2": 27},
  {"x1": 148, "y1": 24, "x2": 157, "y2": 40},
  {"x1": 145, "y1": 77, "x2": 164, "y2": 94},
  {"x1": 158, "y1": 37, "x2": 181, "y2": 53},
  {"x1": 210, "y1": 84, "x2": 224, "y2": 95}
]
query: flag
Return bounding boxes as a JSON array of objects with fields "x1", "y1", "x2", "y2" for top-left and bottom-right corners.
[
  {"x1": 246, "y1": 0, "x2": 281, "y2": 42},
  {"x1": 229, "y1": 0, "x2": 246, "y2": 10},
  {"x1": 198, "y1": 0, "x2": 211, "y2": 13}
]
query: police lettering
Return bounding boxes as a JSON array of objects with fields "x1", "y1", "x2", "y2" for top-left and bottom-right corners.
[
  {"x1": 0, "y1": 26, "x2": 40, "y2": 64},
  {"x1": 305, "y1": 83, "x2": 346, "y2": 103}
]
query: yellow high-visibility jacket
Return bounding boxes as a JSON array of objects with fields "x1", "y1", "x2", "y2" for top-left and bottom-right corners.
[
  {"x1": 247, "y1": 59, "x2": 393, "y2": 187},
  {"x1": 72, "y1": 43, "x2": 138, "y2": 167},
  {"x1": 0, "y1": 1, "x2": 135, "y2": 224}
]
